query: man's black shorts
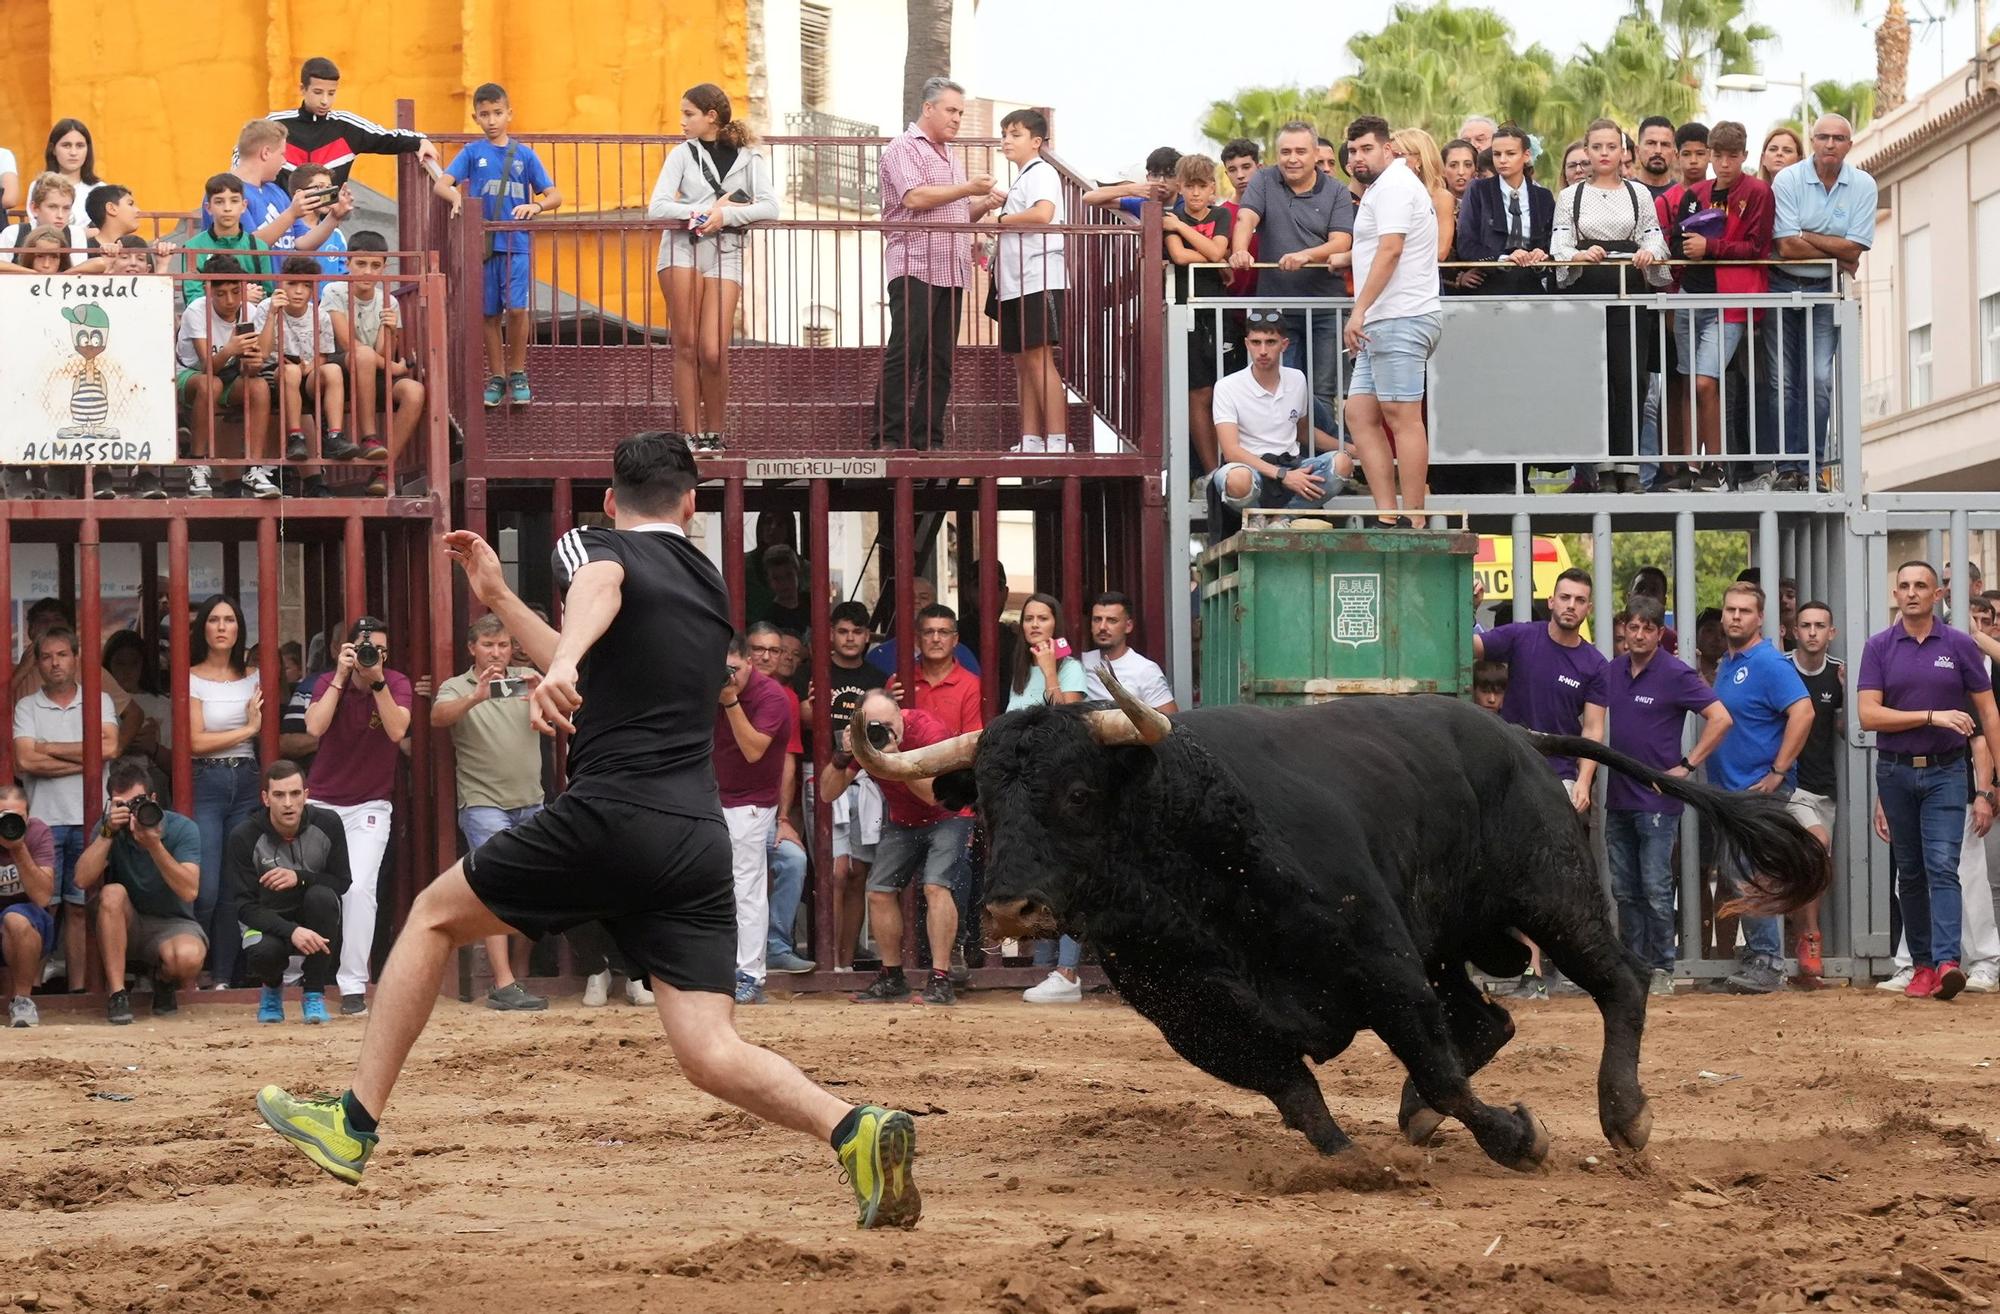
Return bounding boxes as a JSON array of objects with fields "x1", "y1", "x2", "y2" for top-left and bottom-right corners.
[{"x1": 463, "y1": 792, "x2": 734, "y2": 995}]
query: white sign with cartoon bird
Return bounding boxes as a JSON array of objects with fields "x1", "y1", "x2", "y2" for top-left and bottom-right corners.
[{"x1": 1, "y1": 275, "x2": 174, "y2": 464}]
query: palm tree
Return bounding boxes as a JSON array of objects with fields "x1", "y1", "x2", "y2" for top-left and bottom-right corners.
[
  {"x1": 902, "y1": 0, "x2": 954, "y2": 126},
  {"x1": 1823, "y1": 0, "x2": 1963, "y2": 114},
  {"x1": 1794, "y1": 78, "x2": 1877, "y2": 134},
  {"x1": 1199, "y1": 86, "x2": 1337, "y2": 155},
  {"x1": 1540, "y1": 13, "x2": 1702, "y2": 166},
  {"x1": 1326, "y1": 1, "x2": 1557, "y2": 144},
  {"x1": 1651, "y1": 0, "x2": 1777, "y2": 90}
]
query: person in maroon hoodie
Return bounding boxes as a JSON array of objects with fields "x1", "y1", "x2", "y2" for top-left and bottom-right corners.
[{"x1": 1656, "y1": 121, "x2": 1772, "y2": 491}]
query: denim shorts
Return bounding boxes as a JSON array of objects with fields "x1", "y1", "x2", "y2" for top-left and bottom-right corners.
[
  {"x1": 1210, "y1": 450, "x2": 1347, "y2": 511},
  {"x1": 1348, "y1": 311, "x2": 1441, "y2": 402},
  {"x1": 1673, "y1": 309, "x2": 1745, "y2": 379},
  {"x1": 866, "y1": 815, "x2": 972, "y2": 894}
]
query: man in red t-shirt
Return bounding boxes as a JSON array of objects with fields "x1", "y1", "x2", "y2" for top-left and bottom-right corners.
[
  {"x1": 910, "y1": 604, "x2": 983, "y2": 735},
  {"x1": 821, "y1": 689, "x2": 973, "y2": 1007},
  {"x1": 714, "y1": 634, "x2": 796, "y2": 1005}
]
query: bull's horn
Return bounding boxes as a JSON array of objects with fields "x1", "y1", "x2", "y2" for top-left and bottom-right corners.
[
  {"x1": 1094, "y1": 664, "x2": 1173, "y2": 745},
  {"x1": 847, "y1": 716, "x2": 982, "y2": 781}
]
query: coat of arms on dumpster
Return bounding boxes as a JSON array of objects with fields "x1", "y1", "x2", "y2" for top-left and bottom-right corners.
[{"x1": 1331, "y1": 574, "x2": 1381, "y2": 648}]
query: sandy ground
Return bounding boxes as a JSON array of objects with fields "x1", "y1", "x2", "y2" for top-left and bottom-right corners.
[{"x1": 3, "y1": 986, "x2": 1998, "y2": 1313}]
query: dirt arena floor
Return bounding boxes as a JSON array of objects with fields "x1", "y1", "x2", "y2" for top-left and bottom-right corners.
[{"x1": 3, "y1": 986, "x2": 1998, "y2": 1313}]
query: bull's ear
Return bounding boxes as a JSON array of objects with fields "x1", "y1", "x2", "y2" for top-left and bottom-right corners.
[{"x1": 932, "y1": 769, "x2": 979, "y2": 812}]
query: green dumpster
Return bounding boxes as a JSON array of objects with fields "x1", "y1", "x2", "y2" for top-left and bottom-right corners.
[{"x1": 1198, "y1": 519, "x2": 1477, "y2": 706}]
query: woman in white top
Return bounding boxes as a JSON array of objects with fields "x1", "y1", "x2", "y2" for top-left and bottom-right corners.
[
  {"x1": 647, "y1": 84, "x2": 779, "y2": 451},
  {"x1": 188, "y1": 594, "x2": 264, "y2": 987},
  {"x1": 45, "y1": 119, "x2": 100, "y2": 236},
  {"x1": 993, "y1": 109, "x2": 1071, "y2": 453},
  {"x1": 1552, "y1": 118, "x2": 1670, "y2": 493},
  {"x1": 1003, "y1": 594, "x2": 1091, "y2": 1003}
]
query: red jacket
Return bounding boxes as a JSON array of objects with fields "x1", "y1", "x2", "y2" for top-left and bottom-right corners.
[{"x1": 1657, "y1": 175, "x2": 1774, "y2": 323}]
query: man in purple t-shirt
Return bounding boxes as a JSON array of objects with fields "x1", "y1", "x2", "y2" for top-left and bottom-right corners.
[
  {"x1": 1858, "y1": 562, "x2": 2000, "y2": 1001},
  {"x1": 1473, "y1": 567, "x2": 1609, "y2": 812},
  {"x1": 1603, "y1": 595, "x2": 1732, "y2": 992},
  {"x1": 301, "y1": 616, "x2": 414, "y2": 1013},
  {"x1": 713, "y1": 635, "x2": 795, "y2": 1005}
]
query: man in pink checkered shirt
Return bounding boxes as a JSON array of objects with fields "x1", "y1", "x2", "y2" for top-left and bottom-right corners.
[{"x1": 873, "y1": 76, "x2": 1004, "y2": 451}]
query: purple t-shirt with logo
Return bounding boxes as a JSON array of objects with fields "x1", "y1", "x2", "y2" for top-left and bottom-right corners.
[
  {"x1": 712, "y1": 668, "x2": 794, "y2": 809},
  {"x1": 1605, "y1": 650, "x2": 1718, "y2": 814},
  {"x1": 303, "y1": 670, "x2": 415, "y2": 807},
  {"x1": 1858, "y1": 619, "x2": 1993, "y2": 756},
  {"x1": 1481, "y1": 621, "x2": 1608, "y2": 780}
]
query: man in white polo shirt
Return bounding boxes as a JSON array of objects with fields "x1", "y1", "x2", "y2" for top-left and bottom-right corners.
[
  {"x1": 1081, "y1": 591, "x2": 1179, "y2": 712},
  {"x1": 1208, "y1": 307, "x2": 1354, "y2": 535},
  {"x1": 1341, "y1": 114, "x2": 1443, "y2": 523}
]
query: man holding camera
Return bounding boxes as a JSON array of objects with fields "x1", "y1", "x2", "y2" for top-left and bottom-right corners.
[
  {"x1": 301, "y1": 617, "x2": 414, "y2": 1016},
  {"x1": 1, "y1": 785, "x2": 58, "y2": 1027},
  {"x1": 229, "y1": 760, "x2": 351, "y2": 1024},
  {"x1": 12, "y1": 625, "x2": 121, "y2": 995},
  {"x1": 75, "y1": 758, "x2": 204, "y2": 1024},
  {"x1": 433, "y1": 615, "x2": 548, "y2": 1012},
  {"x1": 821, "y1": 689, "x2": 968, "y2": 1006}
]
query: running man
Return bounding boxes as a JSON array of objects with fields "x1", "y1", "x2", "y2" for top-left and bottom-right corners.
[{"x1": 254, "y1": 432, "x2": 921, "y2": 1229}]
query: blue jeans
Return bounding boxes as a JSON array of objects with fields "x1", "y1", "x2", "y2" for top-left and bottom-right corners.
[
  {"x1": 1279, "y1": 309, "x2": 1340, "y2": 433},
  {"x1": 766, "y1": 830, "x2": 808, "y2": 960},
  {"x1": 1606, "y1": 810, "x2": 1679, "y2": 971},
  {"x1": 459, "y1": 803, "x2": 544, "y2": 853},
  {"x1": 49, "y1": 824, "x2": 87, "y2": 905},
  {"x1": 1724, "y1": 849, "x2": 1783, "y2": 961},
  {"x1": 1766, "y1": 270, "x2": 1836, "y2": 473},
  {"x1": 1877, "y1": 759, "x2": 1970, "y2": 968},
  {"x1": 1032, "y1": 935, "x2": 1082, "y2": 971},
  {"x1": 192, "y1": 757, "x2": 261, "y2": 983}
]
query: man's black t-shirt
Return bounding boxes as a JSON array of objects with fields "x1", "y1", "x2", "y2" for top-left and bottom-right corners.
[
  {"x1": 1792, "y1": 655, "x2": 1843, "y2": 797},
  {"x1": 554, "y1": 523, "x2": 731, "y2": 820}
]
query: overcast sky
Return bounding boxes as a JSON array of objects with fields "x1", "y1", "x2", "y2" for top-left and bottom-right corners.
[{"x1": 968, "y1": 0, "x2": 1980, "y2": 180}]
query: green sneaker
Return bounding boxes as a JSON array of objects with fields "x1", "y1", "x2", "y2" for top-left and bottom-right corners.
[
  {"x1": 835, "y1": 1106, "x2": 921, "y2": 1229},
  {"x1": 256, "y1": 1086, "x2": 378, "y2": 1184}
]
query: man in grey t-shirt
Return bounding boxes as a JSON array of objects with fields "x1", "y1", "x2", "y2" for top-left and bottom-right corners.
[{"x1": 1229, "y1": 120, "x2": 1355, "y2": 430}]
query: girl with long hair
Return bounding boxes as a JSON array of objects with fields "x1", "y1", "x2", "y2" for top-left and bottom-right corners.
[
  {"x1": 1007, "y1": 593, "x2": 1090, "y2": 1003},
  {"x1": 647, "y1": 84, "x2": 779, "y2": 452},
  {"x1": 188, "y1": 594, "x2": 264, "y2": 986},
  {"x1": 45, "y1": 119, "x2": 100, "y2": 224},
  {"x1": 1758, "y1": 126, "x2": 1804, "y2": 184},
  {"x1": 1391, "y1": 127, "x2": 1456, "y2": 264}
]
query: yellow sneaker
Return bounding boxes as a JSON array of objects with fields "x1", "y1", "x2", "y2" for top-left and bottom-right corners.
[
  {"x1": 836, "y1": 1105, "x2": 921, "y2": 1229},
  {"x1": 256, "y1": 1086, "x2": 378, "y2": 1184}
]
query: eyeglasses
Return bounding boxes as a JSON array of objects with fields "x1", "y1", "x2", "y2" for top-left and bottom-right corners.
[
  {"x1": 1810, "y1": 133, "x2": 1850, "y2": 144},
  {"x1": 748, "y1": 644, "x2": 783, "y2": 656},
  {"x1": 919, "y1": 627, "x2": 958, "y2": 639}
]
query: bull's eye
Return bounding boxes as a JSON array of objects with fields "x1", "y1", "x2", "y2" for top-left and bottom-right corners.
[{"x1": 1064, "y1": 783, "x2": 1093, "y2": 812}]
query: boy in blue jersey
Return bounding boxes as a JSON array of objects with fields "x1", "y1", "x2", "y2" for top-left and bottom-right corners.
[{"x1": 435, "y1": 83, "x2": 562, "y2": 409}]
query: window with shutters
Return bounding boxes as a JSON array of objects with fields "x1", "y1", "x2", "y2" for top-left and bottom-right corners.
[
  {"x1": 1904, "y1": 225, "x2": 1932, "y2": 407},
  {"x1": 801, "y1": 3, "x2": 831, "y2": 113},
  {"x1": 1977, "y1": 193, "x2": 2000, "y2": 386}
]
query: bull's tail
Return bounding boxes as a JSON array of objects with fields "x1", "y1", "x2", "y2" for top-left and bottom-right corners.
[{"x1": 1525, "y1": 733, "x2": 1830, "y2": 917}]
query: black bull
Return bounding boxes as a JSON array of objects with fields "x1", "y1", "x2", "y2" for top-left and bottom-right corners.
[{"x1": 853, "y1": 688, "x2": 1828, "y2": 1172}]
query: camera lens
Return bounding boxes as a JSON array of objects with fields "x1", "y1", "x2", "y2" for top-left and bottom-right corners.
[
  {"x1": 0, "y1": 812, "x2": 25, "y2": 842},
  {"x1": 356, "y1": 641, "x2": 382, "y2": 667},
  {"x1": 133, "y1": 799, "x2": 165, "y2": 829},
  {"x1": 864, "y1": 720, "x2": 894, "y2": 751}
]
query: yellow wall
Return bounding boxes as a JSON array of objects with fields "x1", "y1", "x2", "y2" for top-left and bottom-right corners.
[{"x1": 1, "y1": 0, "x2": 746, "y2": 221}]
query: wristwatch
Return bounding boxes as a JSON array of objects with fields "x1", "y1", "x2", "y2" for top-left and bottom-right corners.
[
  {"x1": 1677, "y1": 756, "x2": 1694, "y2": 771},
  {"x1": 1980, "y1": 790, "x2": 1997, "y2": 808}
]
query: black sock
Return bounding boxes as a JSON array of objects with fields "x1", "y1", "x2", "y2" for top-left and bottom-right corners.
[
  {"x1": 829, "y1": 1106, "x2": 864, "y2": 1150},
  {"x1": 342, "y1": 1090, "x2": 378, "y2": 1134}
]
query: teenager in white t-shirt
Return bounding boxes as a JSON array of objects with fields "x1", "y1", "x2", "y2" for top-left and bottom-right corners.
[
  {"x1": 1209, "y1": 309, "x2": 1354, "y2": 523},
  {"x1": 995, "y1": 109, "x2": 1071, "y2": 454},
  {"x1": 1340, "y1": 118, "x2": 1445, "y2": 524}
]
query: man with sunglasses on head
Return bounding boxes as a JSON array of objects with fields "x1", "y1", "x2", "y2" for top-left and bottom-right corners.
[{"x1": 75, "y1": 757, "x2": 204, "y2": 1024}]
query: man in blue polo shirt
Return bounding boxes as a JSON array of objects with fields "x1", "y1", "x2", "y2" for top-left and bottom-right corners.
[
  {"x1": 1710, "y1": 581, "x2": 1814, "y2": 995},
  {"x1": 1858, "y1": 561, "x2": 2000, "y2": 1001},
  {"x1": 1473, "y1": 568, "x2": 1608, "y2": 811},
  {"x1": 1605, "y1": 595, "x2": 1733, "y2": 995}
]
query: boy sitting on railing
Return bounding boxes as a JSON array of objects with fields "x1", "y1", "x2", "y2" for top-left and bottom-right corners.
[
  {"x1": 325, "y1": 231, "x2": 425, "y2": 493},
  {"x1": 434, "y1": 81, "x2": 562, "y2": 410},
  {"x1": 265, "y1": 255, "x2": 361, "y2": 492},
  {"x1": 175, "y1": 252, "x2": 275, "y2": 499}
]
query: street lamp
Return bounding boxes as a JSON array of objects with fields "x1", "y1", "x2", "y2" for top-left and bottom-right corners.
[{"x1": 1714, "y1": 71, "x2": 1813, "y2": 119}]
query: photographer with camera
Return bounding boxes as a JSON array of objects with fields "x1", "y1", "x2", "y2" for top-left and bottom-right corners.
[
  {"x1": 1, "y1": 785, "x2": 57, "y2": 1027},
  {"x1": 714, "y1": 631, "x2": 797, "y2": 1005},
  {"x1": 75, "y1": 758, "x2": 204, "y2": 1025},
  {"x1": 432, "y1": 615, "x2": 548, "y2": 1012},
  {"x1": 301, "y1": 616, "x2": 414, "y2": 1016},
  {"x1": 228, "y1": 761, "x2": 350, "y2": 1024},
  {"x1": 821, "y1": 689, "x2": 970, "y2": 1007}
]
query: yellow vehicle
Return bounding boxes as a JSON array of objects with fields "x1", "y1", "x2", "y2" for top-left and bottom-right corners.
[{"x1": 1474, "y1": 534, "x2": 1577, "y2": 607}]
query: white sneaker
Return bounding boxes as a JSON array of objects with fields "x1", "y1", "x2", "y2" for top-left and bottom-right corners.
[
  {"x1": 242, "y1": 466, "x2": 282, "y2": 499},
  {"x1": 186, "y1": 465, "x2": 213, "y2": 498},
  {"x1": 1965, "y1": 963, "x2": 2000, "y2": 993},
  {"x1": 1876, "y1": 966, "x2": 1916, "y2": 992},
  {"x1": 624, "y1": 977, "x2": 655, "y2": 1006},
  {"x1": 581, "y1": 971, "x2": 610, "y2": 1007},
  {"x1": 1043, "y1": 436, "x2": 1072, "y2": 453},
  {"x1": 1023, "y1": 970, "x2": 1083, "y2": 1004},
  {"x1": 1010, "y1": 436, "x2": 1047, "y2": 454}
]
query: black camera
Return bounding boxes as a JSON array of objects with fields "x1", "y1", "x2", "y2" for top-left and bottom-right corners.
[
  {"x1": 489, "y1": 677, "x2": 525, "y2": 699},
  {"x1": 132, "y1": 798, "x2": 165, "y2": 829},
  {"x1": 0, "y1": 812, "x2": 25, "y2": 843},
  {"x1": 355, "y1": 638, "x2": 383, "y2": 668},
  {"x1": 864, "y1": 719, "x2": 895, "y2": 751}
]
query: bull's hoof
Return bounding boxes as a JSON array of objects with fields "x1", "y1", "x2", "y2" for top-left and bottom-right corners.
[
  {"x1": 1401, "y1": 1106, "x2": 1446, "y2": 1147},
  {"x1": 1607, "y1": 1100, "x2": 1653, "y2": 1153},
  {"x1": 1509, "y1": 1105, "x2": 1552, "y2": 1171}
]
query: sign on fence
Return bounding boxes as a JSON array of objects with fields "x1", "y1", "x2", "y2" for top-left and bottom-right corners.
[{"x1": 0, "y1": 276, "x2": 175, "y2": 464}]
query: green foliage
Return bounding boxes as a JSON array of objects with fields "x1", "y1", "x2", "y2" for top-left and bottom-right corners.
[
  {"x1": 1788, "y1": 79, "x2": 1877, "y2": 135},
  {"x1": 1203, "y1": 0, "x2": 1780, "y2": 177},
  {"x1": 1556, "y1": 530, "x2": 1752, "y2": 618}
]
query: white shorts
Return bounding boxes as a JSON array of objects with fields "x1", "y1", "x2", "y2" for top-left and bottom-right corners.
[
  {"x1": 656, "y1": 229, "x2": 744, "y2": 283},
  {"x1": 1786, "y1": 787, "x2": 1836, "y2": 835}
]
